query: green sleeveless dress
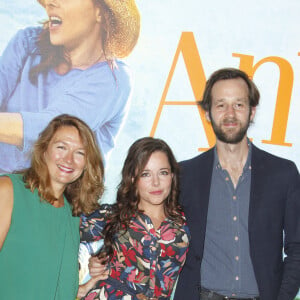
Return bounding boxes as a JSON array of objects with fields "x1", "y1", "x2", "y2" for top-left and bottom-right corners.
[{"x1": 0, "y1": 174, "x2": 80, "y2": 299}]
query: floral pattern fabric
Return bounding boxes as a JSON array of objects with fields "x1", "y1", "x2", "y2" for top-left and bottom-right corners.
[{"x1": 80, "y1": 204, "x2": 190, "y2": 300}]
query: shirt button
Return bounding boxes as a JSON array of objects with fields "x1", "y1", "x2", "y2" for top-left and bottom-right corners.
[
  {"x1": 233, "y1": 196, "x2": 237, "y2": 200},
  {"x1": 233, "y1": 216, "x2": 237, "y2": 221},
  {"x1": 225, "y1": 177, "x2": 229, "y2": 181},
  {"x1": 235, "y1": 276, "x2": 239, "y2": 281},
  {"x1": 235, "y1": 236, "x2": 239, "y2": 241},
  {"x1": 235, "y1": 256, "x2": 239, "y2": 261}
]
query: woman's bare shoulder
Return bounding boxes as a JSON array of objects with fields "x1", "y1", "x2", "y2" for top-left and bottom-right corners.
[
  {"x1": 0, "y1": 176, "x2": 14, "y2": 250},
  {"x1": 0, "y1": 176, "x2": 13, "y2": 200}
]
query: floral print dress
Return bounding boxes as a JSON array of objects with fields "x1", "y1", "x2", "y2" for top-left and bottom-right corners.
[{"x1": 80, "y1": 204, "x2": 190, "y2": 300}]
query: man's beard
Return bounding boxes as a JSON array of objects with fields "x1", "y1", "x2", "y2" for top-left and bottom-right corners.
[{"x1": 209, "y1": 112, "x2": 251, "y2": 144}]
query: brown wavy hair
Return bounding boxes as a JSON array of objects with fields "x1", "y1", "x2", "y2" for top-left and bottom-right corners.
[
  {"x1": 30, "y1": 0, "x2": 119, "y2": 83},
  {"x1": 199, "y1": 68, "x2": 260, "y2": 112},
  {"x1": 98, "y1": 137, "x2": 184, "y2": 260},
  {"x1": 23, "y1": 114, "x2": 104, "y2": 216}
]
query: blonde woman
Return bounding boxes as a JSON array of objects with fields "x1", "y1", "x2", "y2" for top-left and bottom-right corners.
[{"x1": 0, "y1": 114, "x2": 105, "y2": 299}]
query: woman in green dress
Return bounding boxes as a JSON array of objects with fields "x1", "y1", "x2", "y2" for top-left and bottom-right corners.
[{"x1": 0, "y1": 114, "x2": 105, "y2": 299}]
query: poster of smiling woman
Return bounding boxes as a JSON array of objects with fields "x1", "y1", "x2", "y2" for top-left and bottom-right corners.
[
  {"x1": 0, "y1": 0, "x2": 140, "y2": 173},
  {"x1": 1, "y1": 0, "x2": 300, "y2": 299}
]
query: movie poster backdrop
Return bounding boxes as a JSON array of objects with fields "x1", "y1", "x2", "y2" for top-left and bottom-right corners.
[{"x1": 1, "y1": 0, "x2": 299, "y2": 297}]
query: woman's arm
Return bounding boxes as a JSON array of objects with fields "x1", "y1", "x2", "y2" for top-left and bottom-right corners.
[
  {"x1": 80, "y1": 205, "x2": 111, "y2": 243},
  {"x1": 0, "y1": 28, "x2": 39, "y2": 107},
  {"x1": 77, "y1": 259, "x2": 109, "y2": 299},
  {"x1": 0, "y1": 176, "x2": 14, "y2": 250},
  {"x1": 77, "y1": 271, "x2": 109, "y2": 299},
  {"x1": 0, "y1": 28, "x2": 40, "y2": 148},
  {"x1": 0, "y1": 113, "x2": 23, "y2": 147}
]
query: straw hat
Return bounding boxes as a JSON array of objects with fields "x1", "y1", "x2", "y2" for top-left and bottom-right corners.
[{"x1": 37, "y1": 0, "x2": 140, "y2": 58}]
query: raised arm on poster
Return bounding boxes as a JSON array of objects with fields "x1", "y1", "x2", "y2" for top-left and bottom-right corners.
[
  {"x1": 0, "y1": 113, "x2": 23, "y2": 147},
  {"x1": 0, "y1": 0, "x2": 140, "y2": 174}
]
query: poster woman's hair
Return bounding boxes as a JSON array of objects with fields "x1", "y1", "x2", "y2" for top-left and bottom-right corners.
[{"x1": 30, "y1": 0, "x2": 140, "y2": 82}]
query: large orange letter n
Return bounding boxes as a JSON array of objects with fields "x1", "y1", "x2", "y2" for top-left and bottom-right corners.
[
  {"x1": 233, "y1": 53, "x2": 293, "y2": 147},
  {"x1": 150, "y1": 32, "x2": 215, "y2": 151}
]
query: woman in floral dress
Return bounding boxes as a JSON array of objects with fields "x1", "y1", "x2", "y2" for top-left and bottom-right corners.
[{"x1": 78, "y1": 137, "x2": 190, "y2": 300}]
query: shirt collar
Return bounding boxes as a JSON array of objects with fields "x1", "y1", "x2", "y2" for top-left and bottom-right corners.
[{"x1": 213, "y1": 138, "x2": 252, "y2": 172}]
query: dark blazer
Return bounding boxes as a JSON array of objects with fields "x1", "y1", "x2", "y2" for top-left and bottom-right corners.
[{"x1": 174, "y1": 145, "x2": 300, "y2": 300}]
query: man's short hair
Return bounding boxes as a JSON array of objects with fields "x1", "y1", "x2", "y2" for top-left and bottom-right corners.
[{"x1": 199, "y1": 68, "x2": 260, "y2": 112}]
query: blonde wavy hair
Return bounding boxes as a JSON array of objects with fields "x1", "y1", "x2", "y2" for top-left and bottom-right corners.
[{"x1": 23, "y1": 114, "x2": 104, "y2": 216}]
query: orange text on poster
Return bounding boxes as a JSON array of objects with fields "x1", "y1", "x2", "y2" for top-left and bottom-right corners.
[{"x1": 150, "y1": 32, "x2": 293, "y2": 151}]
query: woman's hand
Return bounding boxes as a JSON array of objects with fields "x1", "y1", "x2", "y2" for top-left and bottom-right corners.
[
  {"x1": 77, "y1": 257, "x2": 109, "y2": 299},
  {"x1": 88, "y1": 256, "x2": 109, "y2": 278}
]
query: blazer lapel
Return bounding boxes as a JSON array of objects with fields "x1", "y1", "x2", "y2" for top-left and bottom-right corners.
[
  {"x1": 183, "y1": 148, "x2": 214, "y2": 255},
  {"x1": 249, "y1": 145, "x2": 266, "y2": 232}
]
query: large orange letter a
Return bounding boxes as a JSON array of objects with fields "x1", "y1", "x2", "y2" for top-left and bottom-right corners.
[{"x1": 150, "y1": 32, "x2": 215, "y2": 150}]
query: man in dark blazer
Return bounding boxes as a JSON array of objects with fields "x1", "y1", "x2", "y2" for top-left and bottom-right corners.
[{"x1": 174, "y1": 68, "x2": 300, "y2": 300}]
